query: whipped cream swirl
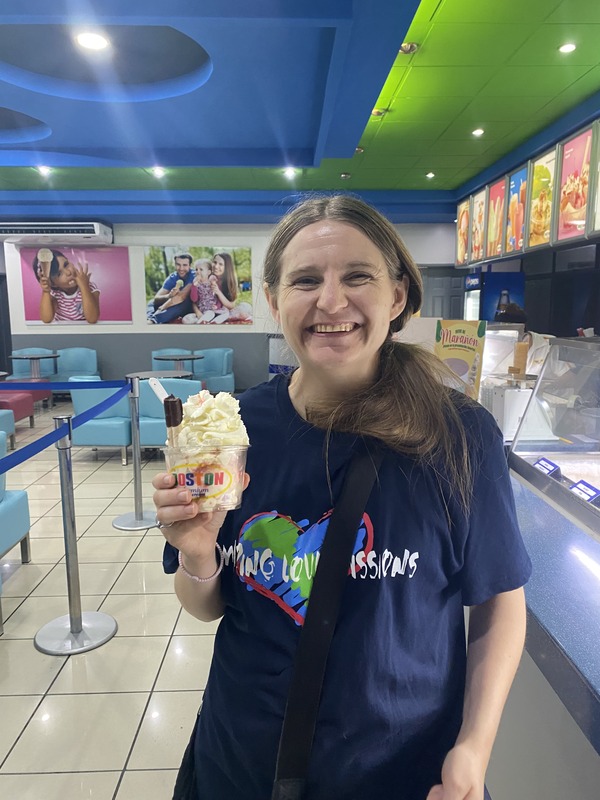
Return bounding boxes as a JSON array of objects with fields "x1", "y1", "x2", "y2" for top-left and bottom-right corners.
[{"x1": 176, "y1": 390, "x2": 249, "y2": 454}]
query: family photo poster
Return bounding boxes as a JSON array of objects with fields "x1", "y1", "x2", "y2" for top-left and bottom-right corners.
[
  {"x1": 20, "y1": 246, "x2": 132, "y2": 324},
  {"x1": 144, "y1": 246, "x2": 253, "y2": 326}
]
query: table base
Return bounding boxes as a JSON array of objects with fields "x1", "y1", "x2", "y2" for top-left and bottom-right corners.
[
  {"x1": 112, "y1": 509, "x2": 157, "y2": 531},
  {"x1": 34, "y1": 611, "x2": 118, "y2": 655}
]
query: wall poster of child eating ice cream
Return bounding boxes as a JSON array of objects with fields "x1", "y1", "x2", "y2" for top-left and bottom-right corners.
[
  {"x1": 19, "y1": 246, "x2": 132, "y2": 325},
  {"x1": 144, "y1": 245, "x2": 253, "y2": 325}
]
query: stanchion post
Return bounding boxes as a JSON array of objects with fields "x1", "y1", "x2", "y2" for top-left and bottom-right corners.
[
  {"x1": 112, "y1": 374, "x2": 157, "y2": 531},
  {"x1": 54, "y1": 415, "x2": 82, "y2": 634},
  {"x1": 34, "y1": 415, "x2": 118, "y2": 655}
]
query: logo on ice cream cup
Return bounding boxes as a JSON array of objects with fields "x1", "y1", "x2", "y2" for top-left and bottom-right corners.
[{"x1": 171, "y1": 462, "x2": 234, "y2": 499}]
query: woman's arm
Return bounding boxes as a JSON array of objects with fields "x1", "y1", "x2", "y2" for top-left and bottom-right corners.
[
  {"x1": 212, "y1": 283, "x2": 236, "y2": 310},
  {"x1": 74, "y1": 263, "x2": 100, "y2": 323},
  {"x1": 426, "y1": 587, "x2": 527, "y2": 800},
  {"x1": 39, "y1": 277, "x2": 56, "y2": 323},
  {"x1": 153, "y1": 471, "x2": 249, "y2": 621}
]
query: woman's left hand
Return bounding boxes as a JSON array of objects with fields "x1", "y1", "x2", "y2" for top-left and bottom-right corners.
[{"x1": 425, "y1": 743, "x2": 486, "y2": 800}]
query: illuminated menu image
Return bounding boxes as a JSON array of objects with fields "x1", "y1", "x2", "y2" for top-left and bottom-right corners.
[
  {"x1": 486, "y1": 179, "x2": 505, "y2": 258},
  {"x1": 470, "y1": 189, "x2": 487, "y2": 263},
  {"x1": 557, "y1": 128, "x2": 593, "y2": 241},
  {"x1": 527, "y1": 149, "x2": 556, "y2": 248},
  {"x1": 456, "y1": 199, "x2": 470, "y2": 265},
  {"x1": 505, "y1": 166, "x2": 527, "y2": 253}
]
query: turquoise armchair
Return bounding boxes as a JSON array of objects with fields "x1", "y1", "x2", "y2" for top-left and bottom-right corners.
[
  {"x1": 0, "y1": 431, "x2": 31, "y2": 635},
  {"x1": 193, "y1": 348, "x2": 235, "y2": 393},
  {"x1": 55, "y1": 348, "x2": 100, "y2": 382},
  {"x1": 138, "y1": 378, "x2": 203, "y2": 448},
  {"x1": 69, "y1": 377, "x2": 132, "y2": 465}
]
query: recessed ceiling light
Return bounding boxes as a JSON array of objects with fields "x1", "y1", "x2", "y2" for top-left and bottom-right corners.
[
  {"x1": 75, "y1": 32, "x2": 110, "y2": 51},
  {"x1": 151, "y1": 166, "x2": 166, "y2": 178},
  {"x1": 399, "y1": 42, "x2": 419, "y2": 55},
  {"x1": 283, "y1": 167, "x2": 297, "y2": 179},
  {"x1": 559, "y1": 43, "x2": 576, "y2": 53},
  {"x1": 37, "y1": 166, "x2": 52, "y2": 176},
  {"x1": 426, "y1": 172, "x2": 435, "y2": 179},
  {"x1": 472, "y1": 128, "x2": 485, "y2": 137},
  {"x1": 340, "y1": 173, "x2": 351, "y2": 180},
  {"x1": 371, "y1": 108, "x2": 386, "y2": 117},
  {"x1": 355, "y1": 146, "x2": 364, "y2": 154}
]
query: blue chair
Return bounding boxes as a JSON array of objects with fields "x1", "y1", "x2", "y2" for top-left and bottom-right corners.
[
  {"x1": 0, "y1": 431, "x2": 31, "y2": 635},
  {"x1": 7, "y1": 347, "x2": 57, "y2": 379},
  {"x1": 151, "y1": 348, "x2": 193, "y2": 372},
  {"x1": 193, "y1": 348, "x2": 235, "y2": 393},
  {"x1": 0, "y1": 409, "x2": 15, "y2": 450},
  {"x1": 69, "y1": 376, "x2": 132, "y2": 466},
  {"x1": 55, "y1": 348, "x2": 100, "y2": 383},
  {"x1": 138, "y1": 378, "x2": 203, "y2": 448}
]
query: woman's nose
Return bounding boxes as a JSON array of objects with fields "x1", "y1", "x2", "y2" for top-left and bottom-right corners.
[{"x1": 316, "y1": 277, "x2": 348, "y2": 312}]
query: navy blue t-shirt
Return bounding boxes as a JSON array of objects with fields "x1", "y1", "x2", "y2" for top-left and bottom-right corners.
[{"x1": 164, "y1": 375, "x2": 531, "y2": 799}]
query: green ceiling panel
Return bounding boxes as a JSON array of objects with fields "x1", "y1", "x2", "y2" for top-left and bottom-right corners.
[
  {"x1": 387, "y1": 96, "x2": 471, "y2": 121},
  {"x1": 461, "y1": 95, "x2": 554, "y2": 121},
  {"x1": 544, "y1": 0, "x2": 600, "y2": 25},
  {"x1": 508, "y1": 25, "x2": 600, "y2": 66},
  {"x1": 415, "y1": 24, "x2": 537, "y2": 67},
  {"x1": 434, "y1": 0, "x2": 564, "y2": 25},
  {"x1": 397, "y1": 66, "x2": 498, "y2": 98},
  {"x1": 482, "y1": 65, "x2": 591, "y2": 96}
]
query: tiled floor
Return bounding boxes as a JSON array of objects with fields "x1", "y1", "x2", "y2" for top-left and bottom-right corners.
[{"x1": 0, "y1": 399, "x2": 218, "y2": 799}]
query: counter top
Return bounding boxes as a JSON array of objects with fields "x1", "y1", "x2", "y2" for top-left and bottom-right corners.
[{"x1": 511, "y1": 474, "x2": 600, "y2": 755}]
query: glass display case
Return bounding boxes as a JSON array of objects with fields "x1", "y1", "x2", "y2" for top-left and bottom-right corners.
[{"x1": 509, "y1": 337, "x2": 600, "y2": 540}]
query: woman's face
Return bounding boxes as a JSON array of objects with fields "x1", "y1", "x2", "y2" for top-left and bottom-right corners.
[
  {"x1": 50, "y1": 256, "x2": 77, "y2": 293},
  {"x1": 266, "y1": 221, "x2": 407, "y2": 383},
  {"x1": 212, "y1": 255, "x2": 225, "y2": 276}
]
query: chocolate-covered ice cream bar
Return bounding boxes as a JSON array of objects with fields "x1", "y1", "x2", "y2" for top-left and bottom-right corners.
[{"x1": 164, "y1": 395, "x2": 183, "y2": 446}]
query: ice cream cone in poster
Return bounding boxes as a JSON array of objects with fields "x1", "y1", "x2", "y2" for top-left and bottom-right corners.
[{"x1": 434, "y1": 320, "x2": 487, "y2": 400}]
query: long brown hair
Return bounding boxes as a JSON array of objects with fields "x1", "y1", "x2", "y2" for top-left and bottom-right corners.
[
  {"x1": 263, "y1": 193, "x2": 474, "y2": 512},
  {"x1": 214, "y1": 252, "x2": 238, "y2": 302}
]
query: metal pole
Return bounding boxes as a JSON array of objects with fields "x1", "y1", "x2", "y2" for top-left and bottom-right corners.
[
  {"x1": 55, "y1": 415, "x2": 82, "y2": 634},
  {"x1": 112, "y1": 375, "x2": 156, "y2": 531},
  {"x1": 34, "y1": 415, "x2": 118, "y2": 655}
]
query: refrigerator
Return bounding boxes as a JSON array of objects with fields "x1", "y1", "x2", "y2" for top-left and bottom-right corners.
[{"x1": 463, "y1": 271, "x2": 525, "y2": 321}]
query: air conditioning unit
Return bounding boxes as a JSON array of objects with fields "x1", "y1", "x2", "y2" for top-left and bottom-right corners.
[{"x1": 0, "y1": 221, "x2": 113, "y2": 245}]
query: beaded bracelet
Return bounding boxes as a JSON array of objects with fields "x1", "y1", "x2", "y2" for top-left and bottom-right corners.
[{"x1": 178, "y1": 545, "x2": 224, "y2": 584}]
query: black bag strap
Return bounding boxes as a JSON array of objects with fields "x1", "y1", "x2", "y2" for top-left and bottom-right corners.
[{"x1": 272, "y1": 443, "x2": 383, "y2": 800}]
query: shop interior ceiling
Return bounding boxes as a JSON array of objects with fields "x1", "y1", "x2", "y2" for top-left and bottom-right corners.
[{"x1": 0, "y1": 0, "x2": 598, "y2": 223}]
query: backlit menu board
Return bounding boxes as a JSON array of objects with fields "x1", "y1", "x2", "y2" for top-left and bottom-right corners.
[
  {"x1": 526, "y1": 148, "x2": 556, "y2": 249},
  {"x1": 486, "y1": 178, "x2": 506, "y2": 259},
  {"x1": 557, "y1": 127, "x2": 593, "y2": 242},
  {"x1": 456, "y1": 198, "x2": 470, "y2": 265},
  {"x1": 470, "y1": 189, "x2": 487, "y2": 263},
  {"x1": 505, "y1": 166, "x2": 527, "y2": 253}
]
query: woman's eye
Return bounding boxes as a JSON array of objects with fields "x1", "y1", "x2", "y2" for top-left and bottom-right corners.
[
  {"x1": 346, "y1": 273, "x2": 372, "y2": 283},
  {"x1": 291, "y1": 276, "x2": 319, "y2": 287}
]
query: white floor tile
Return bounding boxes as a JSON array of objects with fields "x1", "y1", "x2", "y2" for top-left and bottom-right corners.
[
  {"x1": 74, "y1": 482, "x2": 130, "y2": 499},
  {"x1": 58, "y1": 535, "x2": 140, "y2": 564},
  {"x1": 116, "y1": 769, "x2": 178, "y2": 799},
  {"x1": 0, "y1": 695, "x2": 42, "y2": 762},
  {"x1": 175, "y1": 612, "x2": 221, "y2": 636},
  {"x1": 128, "y1": 690, "x2": 203, "y2": 769},
  {"x1": 110, "y1": 561, "x2": 174, "y2": 595},
  {"x1": 100, "y1": 593, "x2": 181, "y2": 637},
  {"x1": 0, "y1": 639, "x2": 67, "y2": 695},
  {"x1": 49, "y1": 636, "x2": 169, "y2": 694},
  {"x1": 155, "y1": 635, "x2": 215, "y2": 691},
  {"x1": 129, "y1": 536, "x2": 164, "y2": 562},
  {"x1": 21, "y1": 483, "x2": 62, "y2": 501},
  {"x1": 1, "y1": 693, "x2": 148, "y2": 773},
  {"x1": 45, "y1": 497, "x2": 114, "y2": 516},
  {"x1": 0, "y1": 563, "x2": 55, "y2": 597},
  {"x1": 0, "y1": 772, "x2": 120, "y2": 800},
  {"x1": 4, "y1": 538, "x2": 65, "y2": 564},
  {"x1": 81, "y1": 515, "x2": 143, "y2": 537},
  {"x1": 30, "y1": 562, "x2": 125, "y2": 597},
  {"x1": 0, "y1": 595, "x2": 105, "y2": 639}
]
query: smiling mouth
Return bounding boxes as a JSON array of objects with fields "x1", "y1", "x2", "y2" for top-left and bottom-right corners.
[{"x1": 309, "y1": 323, "x2": 358, "y2": 333}]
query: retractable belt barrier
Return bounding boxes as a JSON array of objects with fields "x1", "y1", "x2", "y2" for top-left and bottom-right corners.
[{"x1": 0, "y1": 379, "x2": 137, "y2": 655}]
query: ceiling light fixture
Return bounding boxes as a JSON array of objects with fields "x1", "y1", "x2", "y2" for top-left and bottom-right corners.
[
  {"x1": 472, "y1": 128, "x2": 485, "y2": 137},
  {"x1": 426, "y1": 172, "x2": 435, "y2": 179},
  {"x1": 371, "y1": 108, "x2": 386, "y2": 117},
  {"x1": 283, "y1": 167, "x2": 297, "y2": 179},
  {"x1": 559, "y1": 43, "x2": 577, "y2": 53},
  {"x1": 399, "y1": 42, "x2": 419, "y2": 55},
  {"x1": 151, "y1": 166, "x2": 166, "y2": 178},
  {"x1": 355, "y1": 146, "x2": 364, "y2": 154},
  {"x1": 340, "y1": 173, "x2": 351, "y2": 180},
  {"x1": 37, "y1": 166, "x2": 52, "y2": 176},
  {"x1": 75, "y1": 32, "x2": 110, "y2": 51}
]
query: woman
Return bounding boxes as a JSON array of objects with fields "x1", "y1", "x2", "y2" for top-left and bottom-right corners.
[
  {"x1": 153, "y1": 195, "x2": 531, "y2": 800},
  {"x1": 209, "y1": 252, "x2": 238, "y2": 320}
]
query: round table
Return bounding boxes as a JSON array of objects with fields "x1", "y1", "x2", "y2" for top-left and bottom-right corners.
[
  {"x1": 126, "y1": 369, "x2": 192, "y2": 380},
  {"x1": 152, "y1": 354, "x2": 203, "y2": 372},
  {"x1": 10, "y1": 353, "x2": 59, "y2": 379},
  {"x1": 0, "y1": 371, "x2": 7, "y2": 381}
]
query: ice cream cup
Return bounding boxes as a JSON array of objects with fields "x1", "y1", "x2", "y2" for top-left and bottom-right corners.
[{"x1": 164, "y1": 445, "x2": 248, "y2": 511}]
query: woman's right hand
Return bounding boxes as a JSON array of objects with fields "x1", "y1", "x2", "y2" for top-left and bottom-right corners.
[{"x1": 152, "y1": 472, "x2": 250, "y2": 572}]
